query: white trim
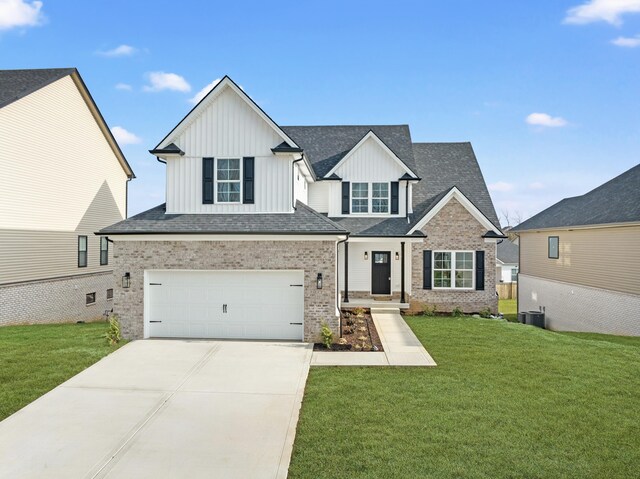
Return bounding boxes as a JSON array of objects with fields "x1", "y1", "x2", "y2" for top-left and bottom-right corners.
[
  {"x1": 157, "y1": 77, "x2": 299, "y2": 151},
  {"x1": 408, "y1": 187, "x2": 501, "y2": 235},
  {"x1": 324, "y1": 131, "x2": 416, "y2": 178},
  {"x1": 348, "y1": 236, "x2": 424, "y2": 243},
  {"x1": 108, "y1": 234, "x2": 348, "y2": 242},
  {"x1": 432, "y1": 250, "x2": 475, "y2": 290}
]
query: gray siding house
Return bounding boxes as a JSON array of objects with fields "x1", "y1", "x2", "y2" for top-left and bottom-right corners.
[
  {"x1": 101, "y1": 76, "x2": 503, "y2": 342},
  {"x1": 0, "y1": 68, "x2": 134, "y2": 325}
]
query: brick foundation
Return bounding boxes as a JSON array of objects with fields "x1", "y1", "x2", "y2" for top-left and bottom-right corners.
[
  {"x1": 0, "y1": 272, "x2": 115, "y2": 326},
  {"x1": 112, "y1": 240, "x2": 338, "y2": 342}
]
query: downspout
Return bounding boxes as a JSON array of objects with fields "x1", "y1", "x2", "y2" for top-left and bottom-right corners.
[
  {"x1": 336, "y1": 234, "x2": 350, "y2": 337},
  {"x1": 405, "y1": 179, "x2": 410, "y2": 222},
  {"x1": 400, "y1": 241, "x2": 406, "y2": 303},
  {"x1": 292, "y1": 156, "x2": 304, "y2": 210}
]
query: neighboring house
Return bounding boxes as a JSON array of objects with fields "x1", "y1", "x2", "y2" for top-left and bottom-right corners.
[
  {"x1": 512, "y1": 164, "x2": 640, "y2": 335},
  {"x1": 0, "y1": 68, "x2": 135, "y2": 325},
  {"x1": 100, "y1": 76, "x2": 503, "y2": 342},
  {"x1": 496, "y1": 237, "x2": 519, "y2": 283}
]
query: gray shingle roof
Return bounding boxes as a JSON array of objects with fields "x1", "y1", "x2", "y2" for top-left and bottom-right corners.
[
  {"x1": 99, "y1": 201, "x2": 347, "y2": 235},
  {"x1": 411, "y1": 143, "x2": 500, "y2": 228},
  {"x1": 512, "y1": 163, "x2": 640, "y2": 231},
  {"x1": 281, "y1": 125, "x2": 417, "y2": 178},
  {"x1": 497, "y1": 238, "x2": 519, "y2": 264},
  {"x1": 0, "y1": 68, "x2": 75, "y2": 109},
  {"x1": 329, "y1": 216, "x2": 421, "y2": 237}
]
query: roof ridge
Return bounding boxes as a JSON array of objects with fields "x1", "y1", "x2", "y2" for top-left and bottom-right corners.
[{"x1": 282, "y1": 124, "x2": 410, "y2": 128}]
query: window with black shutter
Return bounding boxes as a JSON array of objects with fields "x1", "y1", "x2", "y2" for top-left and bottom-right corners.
[{"x1": 202, "y1": 157, "x2": 214, "y2": 204}]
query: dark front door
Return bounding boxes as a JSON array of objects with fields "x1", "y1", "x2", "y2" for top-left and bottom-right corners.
[{"x1": 371, "y1": 251, "x2": 391, "y2": 295}]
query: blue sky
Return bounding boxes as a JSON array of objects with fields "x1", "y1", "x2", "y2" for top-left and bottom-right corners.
[{"x1": 2, "y1": 0, "x2": 639, "y2": 223}]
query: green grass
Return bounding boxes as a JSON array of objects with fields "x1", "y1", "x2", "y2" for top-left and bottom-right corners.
[
  {"x1": 499, "y1": 298, "x2": 517, "y2": 322},
  {"x1": 0, "y1": 322, "x2": 124, "y2": 421},
  {"x1": 289, "y1": 317, "x2": 640, "y2": 479}
]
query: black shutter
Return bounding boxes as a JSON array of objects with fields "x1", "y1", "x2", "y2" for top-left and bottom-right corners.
[
  {"x1": 391, "y1": 181, "x2": 399, "y2": 214},
  {"x1": 342, "y1": 181, "x2": 350, "y2": 214},
  {"x1": 423, "y1": 250, "x2": 432, "y2": 289},
  {"x1": 243, "y1": 157, "x2": 254, "y2": 204},
  {"x1": 475, "y1": 250, "x2": 485, "y2": 290},
  {"x1": 202, "y1": 157, "x2": 214, "y2": 204}
]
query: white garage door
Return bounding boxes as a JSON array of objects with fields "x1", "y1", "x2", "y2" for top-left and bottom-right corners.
[{"x1": 145, "y1": 270, "x2": 304, "y2": 341}]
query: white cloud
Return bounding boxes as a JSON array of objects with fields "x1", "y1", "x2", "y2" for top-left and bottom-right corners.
[
  {"x1": 143, "y1": 72, "x2": 191, "y2": 93},
  {"x1": 115, "y1": 82, "x2": 132, "y2": 91},
  {"x1": 111, "y1": 126, "x2": 141, "y2": 145},
  {"x1": 611, "y1": 34, "x2": 640, "y2": 46},
  {"x1": 97, "y1": 44, "x2": 137, "y2": 57},
  {"x1": 0, "y1": 0, "x2": 44, "y2": 30},
  {"x1": 564, "y1": 0, "x2": 640, "y2": 26},
  {"x1": 529, "y1": 182, "x2": 545, "y2": 190},
  {"x1": 488, "y1": 181, "x2": 515, "y2": 192},
  {"x1": 189, "y1": 78, "x2": 221, "y2": 105},
  {"x1": 526, "y1": 112, "x2": 568, "y2": 128}
]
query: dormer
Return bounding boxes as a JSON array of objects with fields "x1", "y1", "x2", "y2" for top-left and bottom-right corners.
[{"x1": 150, "y1": 76, "x2": 314, "y2": 214}]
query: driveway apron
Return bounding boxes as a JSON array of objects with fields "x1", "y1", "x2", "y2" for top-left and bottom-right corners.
[{"x1": 0, "y1": 339, "x2": 312, "y2": 479}]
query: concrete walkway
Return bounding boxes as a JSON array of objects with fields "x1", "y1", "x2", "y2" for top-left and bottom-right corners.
[
  {"x1": 0, "y1": 339, "x2": 312, "y2": 479},
  {"x1": 311, "y1": 308, "x2": 436, "y2": 366}
]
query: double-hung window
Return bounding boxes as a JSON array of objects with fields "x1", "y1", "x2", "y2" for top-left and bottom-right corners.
[
  {"x1": 433, "y1": 251, "x2": 474, "y2": 289},
  {"x1": 372, "y1": 182, "x2": 389, "y2": 213},
  {"x1": 78, "y1": 236, "x2": 87, "y2": 268},
  {"x1": 100, "y1": 237, "x2": 108, "y2": 265},
  {"x1": 216, "y1": 158, "x2": 241, "y2": 203},
  {"x1": 351, "y1": 183, "x2": 368, "y2": 213}
]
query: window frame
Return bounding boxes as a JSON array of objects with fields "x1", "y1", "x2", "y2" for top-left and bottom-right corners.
[
  {"x1": 432, "y1": 250, "x2": 475, "y2": 290},
  {"x1": 511, "y1": 266, "x2": 518, "y2": 283},
  {"x1": 215, "y1": 157, "x2": 242, "y2": 204},
  {"x1": 351, "y1": 182, "x2": 369, "y2": 213},
  {"x1": 86, "y1": 292, "x2": 96, "y2": 305},
  {"x1": 106, "y1": 288, "x2": 114, "y2": 300},
  {"x1": 100, "y1": 236, "x2": 109, "y2": 265},
  {"x1": 371, "y1": 182, "x2": 390, "y2": 213},
  {"x1": 548, "y1": 236, "x2": 559, "y2": 259},
  {"x1": 78, "y1": 236, "x2": 88, "y2": 268}
]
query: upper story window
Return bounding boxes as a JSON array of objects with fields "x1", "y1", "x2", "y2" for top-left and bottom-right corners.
[
  {"x1": 548, "y1": 236, "x2": 559, "y2": 259},
  {"x1": 216, "y1": 158, "x2": 241, "y2": 203},
  {"x1": 351, "y1": 183, "x2": 368, "y2": 213},
  {"x1": 78, "y1": 236, "x2": 87, "y2": 268},
  {"x1": 100, "y1": 237, "x2": 108, "y2": 265},
  {"x1": 433, "y1": 251, "x2": 474, "y2": 289},
  {"x1": 351, "y1": 182, "x2": 389, "y2": 214}
]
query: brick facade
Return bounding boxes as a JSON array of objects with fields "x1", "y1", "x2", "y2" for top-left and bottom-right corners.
[
  {"x1": 410, "y1": 198, "x2": 498, "y2": 314},
  {"x1": 112, "y1": 240, "x2": 338, "y2": 342},
  {"x1": 0, "y1": 272, "x2": 114, "y2": 326}
]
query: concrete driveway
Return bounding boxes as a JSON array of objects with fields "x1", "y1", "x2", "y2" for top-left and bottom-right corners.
[{"x1": 0, "y1": 340, "x2": 312, "y2": 479}]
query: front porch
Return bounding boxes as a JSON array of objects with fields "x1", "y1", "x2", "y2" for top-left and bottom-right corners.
[{"x1": 341, "y1": 298, "x2": 410, "y2": 310}]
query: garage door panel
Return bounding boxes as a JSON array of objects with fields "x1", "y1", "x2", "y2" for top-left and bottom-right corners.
[{"x1": 146, "y1": 271, "x2": 304, "y2": 341}]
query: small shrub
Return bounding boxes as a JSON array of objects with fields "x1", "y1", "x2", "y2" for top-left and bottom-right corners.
[
  {"x1": 422, "y1": 304, "x2": 438, "y2": 316},
  {"x1": 338, "y1": 337, "x2": 348, "y2": 345},
  {"x1": 452, "y1": 307, "x2": 464, "y2": 317},
  {"x1": 353, "y1": 307, "x2": 366, "y2": 318},
  {"x1": 343, "y1": 326, "x2": 354, "y2": 335},
  {"x1": 105, "y1": 314, "x2": 122, "y2": 346},
  {"x1": 321, "y1": 323, "x2": 333, "y2": 349},
  {"x1": 479, "y1": 307, "x2": 492, "y2": 319}
]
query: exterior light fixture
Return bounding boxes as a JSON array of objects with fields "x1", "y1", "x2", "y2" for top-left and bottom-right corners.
[
  {"x1": 316, "y1": 273, "x2": 323, "y2": 289},
  {"x1": 122, "y1": 272, "x2": 131, "y2": 289},
  {"x1": 395, "y1": 252, "x2": 400, "y2": 260},
  {"x1": 364, "y1": 251, "x2": 369, "y2": 260}
]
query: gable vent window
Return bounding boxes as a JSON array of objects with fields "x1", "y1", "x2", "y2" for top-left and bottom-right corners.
[
  {"x1": 78, "y1": 236, "x2": 88, "y2": 268},
  {"x1": 372, "y1": 182, "x2": 389, "y2": 213},
  {"x1": 351, "y1": 183, "x2": 368, "y2": 213},
  {"x1": 100, "y1": 237, "x2": 109, "y2": 265},
  {"x1": 216, "y1": 158, "x2": 241, "y2": 203}
]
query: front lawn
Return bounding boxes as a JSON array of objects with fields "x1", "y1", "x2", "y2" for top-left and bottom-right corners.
[
  {"x1": 289, "y1": 317, "x2": 640, "y2": 479},
  {"x1": 0, "y1": 322, "x2": 124, "y2": 421}
]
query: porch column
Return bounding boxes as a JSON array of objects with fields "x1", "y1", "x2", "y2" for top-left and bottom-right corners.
[
  {"x1": 400, "y1": 241, "x2": 406, "y2": 303},
  {"x1": 344, "y1": 241, "x2": 349, "y2": 303}
]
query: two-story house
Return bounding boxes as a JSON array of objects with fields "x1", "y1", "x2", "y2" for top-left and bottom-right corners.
[
  {"x1": 101, "y1": 76, "x2": 503, "y2": 342},
  {"x1": 0, "y1": 68, "x2": 135, "y2": 326}
]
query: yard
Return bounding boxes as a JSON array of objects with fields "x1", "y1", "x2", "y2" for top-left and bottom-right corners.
[
  {"x1": 0, "y1": 322, "x2": 123, "y2": 421},
  {"x1": 498, "y1": 298, "x2": 517, "y2": 322},
  {"x1": 289, "y1": 316, "x2": 640, "y2": 479}
]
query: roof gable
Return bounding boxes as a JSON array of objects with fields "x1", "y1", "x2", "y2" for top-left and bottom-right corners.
[
  {"x1": 325, "y1": 130, "x2": 418, "y2": 179},
  {"x1": 154, "y1": 76, "x2": 299, "y2": 152}
]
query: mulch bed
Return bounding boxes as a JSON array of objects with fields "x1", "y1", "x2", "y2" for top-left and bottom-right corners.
[{"x1": 313, "y1": 309, "x2": 384, "y2": 352}]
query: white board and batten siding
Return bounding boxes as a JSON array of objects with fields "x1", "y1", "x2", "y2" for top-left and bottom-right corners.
[
  {"x1": 308, "y1": 136, "x2": 409, "y2": 216},
  {"x1": 165, "y1": 85, "x2": 298, "y2": 214}
]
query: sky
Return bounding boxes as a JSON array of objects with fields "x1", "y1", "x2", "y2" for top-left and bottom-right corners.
[{"x1": 1, "y1": 0, "x2": 639, "y2": 225}]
